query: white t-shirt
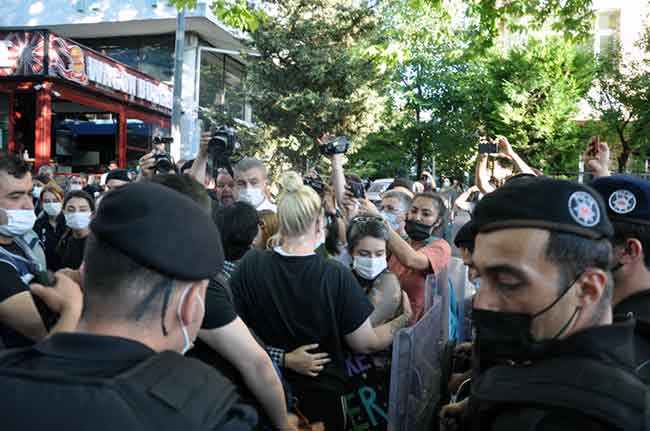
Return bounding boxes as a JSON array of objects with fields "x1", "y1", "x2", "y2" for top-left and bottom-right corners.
[{"x1": 257, "y1": 198, "x2": 277, "y2": 213}]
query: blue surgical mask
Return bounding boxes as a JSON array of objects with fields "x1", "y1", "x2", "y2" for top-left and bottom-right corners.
[
  {"x1": 0, "y1": 209, "x2": 36, "y2": 238},
  {"x1": 381, "y1": 211, "x2": 400, "y2": 230}
]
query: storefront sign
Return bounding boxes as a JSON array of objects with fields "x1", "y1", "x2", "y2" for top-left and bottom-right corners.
[
  {"x1": 86, "y1": 55, "x2": 172, "y2": 109},
  {"x1": 49, "y1": 35, "x2": 88, "y2": 85},
  {"x1": 0, "y1": 31, "x2": 172, "y2": 112},
  {"x1": 0, "y1": 31, "x2": 45, "y2": 76}
]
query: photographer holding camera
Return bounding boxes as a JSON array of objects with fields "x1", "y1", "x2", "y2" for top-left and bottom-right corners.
[
  {"x1": 475, "y1": 135, "x2": 536, "y2": 195},
  {"x1": 137, "y1": 137, "x2": 176, "y2": 180},
  {"x1": 191, "y1": 128, "x2": 240, "y2": 210}
]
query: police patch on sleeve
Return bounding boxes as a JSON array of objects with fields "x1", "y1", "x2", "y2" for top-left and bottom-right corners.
[
  {"x1": 568, "y1": 191, "x2": 600, "y2": 227},
  {"x1": 608, "y1": 189, "x2": 637, "y2": 215}
]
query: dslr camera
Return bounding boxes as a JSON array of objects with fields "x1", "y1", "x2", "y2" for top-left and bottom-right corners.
[
  {"x1": 207, "y1": 126, "x2": 237, "y2": 160},
  {"x1": 320, "y1": 136, "x2": 350, "y2": 156},
  {"x1": 304, "y1": 176, "x2": 325, "y2": 196},
  {"x1": 206, "y1": 125, "x2": 237, "y2": 176},
  {"x1": 152, "y1": 136, "x2": 174, "y2": 173}
]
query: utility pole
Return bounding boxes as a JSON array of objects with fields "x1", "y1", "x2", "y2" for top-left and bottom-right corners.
[{"x1": 171, "y1": 7, "x2": 186, "y2": 161}]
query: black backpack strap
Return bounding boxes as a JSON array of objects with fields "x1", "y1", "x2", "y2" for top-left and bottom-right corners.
[
  {"x1": 117, "y1": 350, "x2": 240, "y2": 427},
  {"x1": 473, "y1": 357, "x2": 646, "y2": 430}
]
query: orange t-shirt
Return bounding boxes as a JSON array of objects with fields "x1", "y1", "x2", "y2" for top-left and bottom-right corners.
[{"x1": 389, "y1": 238, "x2": 451, "y2": 322}]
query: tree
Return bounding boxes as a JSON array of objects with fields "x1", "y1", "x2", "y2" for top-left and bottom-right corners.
[
  {"x1": 482, "y1": 36, "x2": 596, "y2": 173},
  {"x1": 243, "y1": 0, "x2": 386, "y2": 172},
  {"x1": 590, "y1": 32, "x2": 650, "y2": 172},
  {"x1": 350, "y1": 0, "x2": 598, "y2": 181},
  {"x1": 168, "y1": 0, "x2": 266, "y2": 32},
  {"x1": 466, "y1": 0, "x2": 595, "y2": 49}
]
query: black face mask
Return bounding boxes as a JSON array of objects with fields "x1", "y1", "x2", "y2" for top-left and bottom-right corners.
[
  {"x1": 472, "y1": 272, "x2": 583, "y2": 371},
  {"x1": 405, "y1": 220, "x2": 435, "y2": 241}
]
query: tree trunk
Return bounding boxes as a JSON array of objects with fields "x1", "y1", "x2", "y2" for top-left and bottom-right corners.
[
  {"x1": 617, "y1": 129, "x2": 631, "y2": 173},
  {"x1": 415, "y1": 110, "x2": 423, "y2": 178}
]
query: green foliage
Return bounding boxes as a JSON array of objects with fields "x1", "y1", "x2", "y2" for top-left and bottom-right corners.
[
  {"x1": 167, "y1": 0, "x2": 265, "y2": 32},
  {"x1": 589, "y1": 31, "x2": 650, "y2": 172},
  {"x1": 243, "y1": 0, "x2": 386, "y2": 173},
  {"x1": 352, "y1": 0, "x2": 598, "y2": 180},
  {"x1": 466, "y1": 0, "x2": 595, "y2": 50},
  {"x1": 482, "y1": 36, "x2": 596, "y2": 172}
]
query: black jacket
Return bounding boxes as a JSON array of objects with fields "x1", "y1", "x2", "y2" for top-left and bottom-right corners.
[
  {"x1": 614, "y1": 290, "x2": 650, "y2": 383},
  {"x1": 615, "y1": 290, "x2": 650, "y2": 321},
  {"x1": 467, "y1": 318, "x2": 647, "y2": 431},
  {"x1": 0, "y1": 333, "x2": 258, "y2": 430}
]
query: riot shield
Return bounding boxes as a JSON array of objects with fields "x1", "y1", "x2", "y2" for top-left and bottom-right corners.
[{"x1": 388, "y1": 297, "x2": 445, "y2": 431}]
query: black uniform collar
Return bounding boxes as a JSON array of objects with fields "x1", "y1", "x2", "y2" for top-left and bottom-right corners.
[
  {"x1": 35, "y1": 333, "x2": 155, "y2": 362},
  {"x1": 614, "y1": 289, "x2": 650, "y2": 321},
  {"x1": 544, "y1": 316, "x2": 638, "y2": 369}
]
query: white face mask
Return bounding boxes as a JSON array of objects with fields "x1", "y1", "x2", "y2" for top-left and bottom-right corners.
[
  {"x1": 381, "y1": 211, "x2": 401, "y2": 231},
  {"x1": 0, "y1": 209, "x2": 36, "y2": 238},
  {"x1": 65, "y1": 212, "x2": 92, "y2": 230},
  {"x1": 177, "y1": 286, "x2": 204, "y2": 355},
  {"x1": 353, "y1": 255, "x2": 388, "y2": 281},
  {"x1": 32, "y1": 187, "x2": 43, "y2": 199},
  {"x1": 69, "y1": 184, "x2": 83, "y2": 192},
  {"x1": 43, "y1": 202, "x2": 62, "y2": 217},
  {"x1": 238, "y1": 187, "x2": 265, "y2": 208}
]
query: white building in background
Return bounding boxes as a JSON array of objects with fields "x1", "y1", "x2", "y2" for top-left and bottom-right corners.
[{"x1": 0, "y1": 0, "x2": 253, "y2": 161}]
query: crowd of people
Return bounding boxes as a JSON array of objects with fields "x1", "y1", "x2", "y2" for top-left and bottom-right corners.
[{"x1": 0, "y1": 132, "x2": 648, "y2": 430}]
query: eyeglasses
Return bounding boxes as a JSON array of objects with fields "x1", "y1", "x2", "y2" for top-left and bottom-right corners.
[{"x1": 350, "y1": 216, "x2": 384, "y2": 226}]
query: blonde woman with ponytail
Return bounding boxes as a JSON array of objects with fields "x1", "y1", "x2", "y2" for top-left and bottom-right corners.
[{"x1": 230, "y1": 171, "x2": 409, "y2": 429}]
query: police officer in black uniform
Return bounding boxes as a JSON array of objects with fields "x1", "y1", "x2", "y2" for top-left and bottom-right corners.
[
  {"x1": 591, "y1": 176, "x2": 650, "y2": 319},
  {"x1": 0, "y1": 182, "x2": 258, "y2": 430},
  {"x1": 591, "y1": 175, "x2": 650, "y2": 381},
  {"x1": 463, "y1": 177, "x2": 647, "y2": 430}
]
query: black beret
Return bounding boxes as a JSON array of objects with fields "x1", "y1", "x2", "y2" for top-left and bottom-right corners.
[
  {"x1": 454, "y1": 221, "x2": 476, "y2": 249},
  {"x1": 90, "y1": 182, "x2": 223, "y2": 280},
  {"x1": 106, "y1": 169, "x2": 131, "y2": 183},
  {"x1": 591, "y1": 175, "x2": 650, "y2": 226},
  {"x1": 473, "y1": 177, "x2": 613, "y2": 240}
]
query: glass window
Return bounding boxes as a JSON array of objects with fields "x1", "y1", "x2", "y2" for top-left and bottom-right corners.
[
  {"x1": 595, "y1": 10, "x2": 620, "y2": 56},
  {"x1": 598, "y1": 10, "x2": 620, "y2": 31},
  {"x1": 77, "y1": 35, "x2": 174, "y2": 84},
  {"x1": 199, "y1": 50, "x2": 246, "y2": 121}
]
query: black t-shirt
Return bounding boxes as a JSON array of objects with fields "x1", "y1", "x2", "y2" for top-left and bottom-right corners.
[
  {"x1": 60, "y1": 235, "x2": 87, "y2": 270},
  {"x1": 231, "y1": 249, "x2": 373, "y2": 395},
  {"x1": 34, "y1": 215, "x2": 64, "y2": 271},
  {"x1": 202, "y1": 273, "x2": 238, "y2": 330}
]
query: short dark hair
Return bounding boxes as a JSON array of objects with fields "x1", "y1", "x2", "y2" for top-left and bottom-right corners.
[
  {"x1": 0, "y1": 152, "x2": 29, "y2": 179},
  {"x1": 148, "y1": 174, "x2": 211, "y2": 213},
  {"x1": 63, "y1": 190, "x2": 95, "y2": 212},
  {"x1": 347, "y1": 216, "x2": 389, "y2": 254},
  {"x1": 611, "y1": 221, "x2": 650, "y2": 270},
  {"x1": 82, "y1": 232, "x2": 172, "y2": 323},
  {"x1": 545, "y1": 231, "x2": 613, "y2": 317},
  {"x1": 214, "y1": 201, "x2": 259, "y2": 261}
]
